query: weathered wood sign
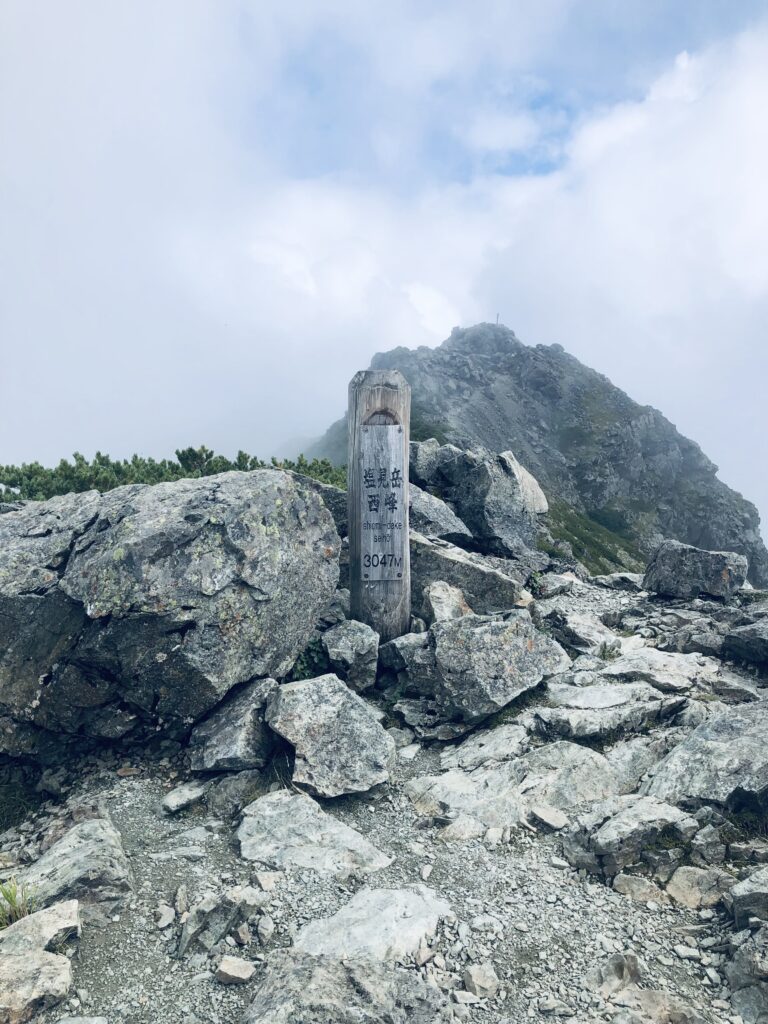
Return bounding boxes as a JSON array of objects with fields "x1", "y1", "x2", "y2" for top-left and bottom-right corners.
[{"x1": 348, "y1": 369, "x2": 411, "y2": 640}]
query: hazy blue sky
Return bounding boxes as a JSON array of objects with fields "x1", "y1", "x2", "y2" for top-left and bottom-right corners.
[{"x1": 2, "y1": 2, "x2": 767, "y2": 531}]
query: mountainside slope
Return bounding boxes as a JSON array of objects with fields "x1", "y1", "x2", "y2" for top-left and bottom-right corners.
[{"x1": 311, "y1": 323, "x2": 768, "y2": 586}]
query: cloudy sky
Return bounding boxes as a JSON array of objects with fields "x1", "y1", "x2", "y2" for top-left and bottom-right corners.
[{"x1": 2, "y1": 2, "x2": 767, "y2": 529}]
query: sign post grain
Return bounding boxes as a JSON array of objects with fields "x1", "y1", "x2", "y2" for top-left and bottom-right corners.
[{"x1": 348, "y1": 369, "x2": 411, "y2": 640}]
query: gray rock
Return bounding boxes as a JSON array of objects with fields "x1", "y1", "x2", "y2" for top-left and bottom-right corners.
[
  {"x1": 643, "y1": 702, "x2": 768, "y2": 812},
  {"x1": 724, "y1": 925, "x2": 768, "y2": 1024},
  {"x1": 0, "y1": 900, "x2": 80, "y2": 1024},
  {"x1": 536, "y1": 608, "x2": 621, "y2": 657},
  {"x1": 294, "y1": 885, "x2": 450, "y2": 961},
  {"x1": 177, "y1": 885, "x2": 265, "y2": 957},
  {"x1": 216, "y1": 955, "x2": 256, "y2": 984},
  {"x1": 597, "y1": 647, "x2": 721, "y2": 694},
  {"x1": 604, "y1": 732, "x2": 685, "y2": 794},
  {"x1": 532, "y1": 682, "x2": 685, "y2": 742},
  {"x1": 243, "y1": 951, "x2": 448, "y2": 1023},
  {"x1": 0, "y1": 471, "x2": 340, "y2": 756},
  {"x1": 440, "y1": 723, "x2": 529, "y2": 771},
  {"x1": 188, "y1": 679, "x2": 277, "y2": 773},
  {"x1": 583, "y1": 951, "x2": 645, "y2": 998},
  {"x1": 288, "y1": 473, "x2": 347, "y2": 537},
  {"x1": 409, "y1": 484, "x2": 472, "y2": 543},
  {"x1": 406, "y1": 761, "x2": 526, "y2": 828},
  {"x1": 162, "y1": 780, "x2": 210, "y2": 814},
  {"x1": 644, "y1": 539, "x2": 748, "y2": 599},
  {"x1": 205, "y1": 770, "x2": 264, "y2": 819},
  {"x1": 409, "y1": 442, "x2": 545, "y2": 555},
  {"x1": 563, "y1": 795, "x2": 699, "y2": 879},
  {"x1": 515, "y1": 741, "x2": 620, "y2": 812},
  {"x1": 20, "y1": 819, "x2": 131, "y2": 917},
  {"x1": 321, "y1": 620, "x2": 379, "y2": 692},
  {"x1": 410, "y1": 533, "x2": 521, "y2": 616},
  {"x1": 237, "y1": 790, "x2": 392, "y2": 875},
  {"x1": 408, "y1": 740, "x2": 618, "y2": 828},
  {"x1": 732, "y1": 866, "x2": 768, "y2": 929},
  {"x1": 422, "y1": 580, "x2": 473, "y2": 625},
  {"x1": 382, "y1": 612, "x2": 569, "y2": 736},
  {"x1": 591, "y1": 573, "x2": 645, "y2": 592},
  {"x1": 265, "y1": 675, "x2": 395, "y2": 797},
  {"x1": 665, "y1": 865, "x2": 736, "y2": 909},
  {"x1": 724, "y1": 618, "x2": 768, "y2": 667}
]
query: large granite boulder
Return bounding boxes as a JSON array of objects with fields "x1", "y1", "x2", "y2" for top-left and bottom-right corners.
[
  {"x1": 0, "y1": 472, "x2": 340, "y2": 757},
  {"x1": 724, "y1": 618, "x2": 768, "y2": 667},
  {"x1": 731, "y1": 866, "x2": 768, "y2": 930},
  {"x1": 244, "y1": 951, "x2": 448, "y2": 1024},
  {"x1": 409, "y1": 441, "x2": 546, "y2": 555},
  {"x1": 643, "y1": 702, "x2": 768, "y2": 813},
  {"x1": 644, "y1": 540, "x2": 748, "y2": 600},
  {"x1": 381, "y1": 612, "x2": 570, "y2": 737},
  {"x1": 265, "y1": 675, "x2": 395, "y2": 797}
]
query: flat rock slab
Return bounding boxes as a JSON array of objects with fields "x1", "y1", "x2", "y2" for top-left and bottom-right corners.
[
  {"x1": 440, "y1": 723, "x2": 529, "y2": 771},
  {"x1": 244, "y1": 951, "x2": 448, "y2": 1023},
  {"x1": 643, "y1": 701, "x2": 768, "y2": 810},
  {"x1": 293, "y1": 885, "x2": 450, "y2": 961},
  {"x1": 598, "y1": 647, "x2": 723, "y2": 694},
  {"x1": 533, "y1": 682, "x2": 685, "y2": 741},
  {"x1": 237, "y1": 790, "x2": 392, "y2": 875},
  {"x1": 266, "y1": 674, "x2": 395, "y2": 797}
]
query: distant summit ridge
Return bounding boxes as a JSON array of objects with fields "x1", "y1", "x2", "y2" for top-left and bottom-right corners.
[{"x1": 312, "y1": 323, "x2": 768, "y2": 586}]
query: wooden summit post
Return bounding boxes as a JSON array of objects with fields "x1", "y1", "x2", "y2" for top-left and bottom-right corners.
[{"x1": 348, "y1": 369, "x2": 411, "y2": 641}]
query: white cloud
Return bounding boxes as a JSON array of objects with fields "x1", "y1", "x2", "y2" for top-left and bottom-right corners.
[
  {"x1": 463, "y1": 111, "x2": 541, "y2": 152},
  {"x1": 1, "y1": 3, "x2": 767, "y2": 533}
]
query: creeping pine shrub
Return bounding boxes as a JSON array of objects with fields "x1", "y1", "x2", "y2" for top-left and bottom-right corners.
[{"x1": 0, "y1": 877, "x2": 35, "y2": 929}]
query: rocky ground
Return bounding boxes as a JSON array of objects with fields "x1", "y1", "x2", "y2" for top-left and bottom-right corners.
[
  {"x1": 1, "y1": 567, "x2": 766, "y2": 1024},
  {"x1": 1, "y1": 452, "x2": 768, "y2": 1024}
]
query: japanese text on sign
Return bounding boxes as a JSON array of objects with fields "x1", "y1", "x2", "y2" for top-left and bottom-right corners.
[{"x1": 359, "y1": 424, "x2": 406, "y2": 581}]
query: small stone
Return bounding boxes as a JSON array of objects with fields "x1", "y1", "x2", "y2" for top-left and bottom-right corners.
[
  {"x1": 161, "y1": 780, "x2": 209, "y2": 814},
  {"x1": 215, "y1": 955, "x2": 255, "y2": 984},
  {"x1": 530, "y1": 804, "x2": 569, "y2": 832},
  {"x1": 155, "y1": 904, "x2": 175, "y2": 930},
  {"x1": 463, "y1": 962, "x2": 500, "y2": 998},
  {"x1": 257, "y1": 914, "x2": 275, "y2": 944},
  {"x1": 421, "y1": 864, "x2": 433, "y2": 881},
  {"x1": 255, "y1": 871, "x2": 283, "y2": 892},
  {"x1": 673, "y1": 944, "x2": 700, "y2": 960}
]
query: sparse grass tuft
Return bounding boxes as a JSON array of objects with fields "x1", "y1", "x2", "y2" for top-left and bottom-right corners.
[{"x1": 0, "y1": 877, "x2": 35, "y2": 929}]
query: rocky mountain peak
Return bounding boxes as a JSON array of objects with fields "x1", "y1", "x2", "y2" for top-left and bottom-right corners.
[{"x1": 314, "y1": 324, "x2": 768, "y2": 586}]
